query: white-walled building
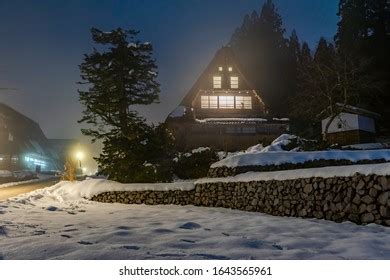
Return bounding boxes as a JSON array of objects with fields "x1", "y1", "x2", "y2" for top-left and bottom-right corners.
[{"x1": 321, "y1": 104, "x2": 380, "y2": 145}]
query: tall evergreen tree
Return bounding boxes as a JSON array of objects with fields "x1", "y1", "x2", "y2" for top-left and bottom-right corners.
[
  {"x1": 78, "y1": 28, "x2": 173, "y2": 182},
  {"x1": 231, "y1": 0, "x2": 290, "y2": 116},
  {"x1": 335, "y1": 0, "x2": 390, "y2": 131},
  {"x1": 286, "y1": 30, "x2": 301, "y2": 102}
]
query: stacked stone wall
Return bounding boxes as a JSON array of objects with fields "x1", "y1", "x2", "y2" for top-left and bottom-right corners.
[{"x1": 91, "y1": 174, "x2": 390, "y2": 226}]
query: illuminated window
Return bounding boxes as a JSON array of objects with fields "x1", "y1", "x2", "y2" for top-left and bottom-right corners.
[
  {"x1": 201, "y1": 96, "x2": 209, "y2": 108},
  {"x1": 235, "y1": 96, "x2": 252, "y2": 109},
  {"x1": 230, "y1": 76, "x2": 238, "y2": 89},
  {"x1": 218, "y1": 66, "x2": 223, "y2": 71},
  {"x1": 243, "y1": 96, "x2": 252, "y2": 109},
  {"x1": 209, "y1": 96, "x2": 218, "y2": 108},
  {"x1": 213, "y1": 76, "x2": 222, "y2": 88},
  {"x1": 201, "y1": 96, "x2": 218, "y2": 109},
  {"x1": 235, "y1": 96, "x2": 244, "y2": 109},
  {"x1": 219, "y1": 96, "x2": 234, "y2": 109},
  {"x1": 228, "y1": 67, "x2": 233, "y2": 72}
]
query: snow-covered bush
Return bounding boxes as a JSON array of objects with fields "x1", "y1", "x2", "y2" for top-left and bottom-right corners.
[{"x1": 173, "y1": 147, "x2": 218, "y2": 179}]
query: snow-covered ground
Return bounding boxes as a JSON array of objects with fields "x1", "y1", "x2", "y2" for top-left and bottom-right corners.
[{"x1": 1, "y1": 176, "x2": 390, "y2": 260}]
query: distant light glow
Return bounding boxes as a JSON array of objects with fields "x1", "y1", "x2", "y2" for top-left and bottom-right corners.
[
  {"x1": 24, "y1": 156, "x2": 46, "y2": 167},
  {"x1": 75, "y1": 151, "x2": 84, "y2": 160}
]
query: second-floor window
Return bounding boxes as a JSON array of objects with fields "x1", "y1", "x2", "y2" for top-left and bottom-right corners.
[
  {"x1": 213, "y1": 76, "x2": 222, "y2": 89},
  {"x1": 230, "y1": 76, "x2": 238, "y2": 89}
]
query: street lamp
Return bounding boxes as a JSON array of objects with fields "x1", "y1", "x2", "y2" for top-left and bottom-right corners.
[{"x1": 75, "y1": 151, "x2": 84, "y2": 169}]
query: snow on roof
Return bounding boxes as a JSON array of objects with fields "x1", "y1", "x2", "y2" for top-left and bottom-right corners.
[
  {"x1": 169, "y1": 106, "x2": 187, "y2": 118},
  {"x1": 272, "y1": 118, "x2": 290, "y2": 121},
  {"x1": 211, "y1": 149, "x2": 390, "y2": 168},
  {"x1": 337, "y1": 103, "x2": 381, "y2": 119},
  {"x1": 198, "y1": 162, "x2": 390, "y2": 184},
  {"x1": 195, "y1": 118, "x2": 267, "y2": 123}
]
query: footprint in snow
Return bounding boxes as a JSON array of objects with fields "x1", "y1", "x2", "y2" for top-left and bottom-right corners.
[
  {"x1": 123, "y1": 245, "x2": 140, "y2": 250},
  {"x1": 272, "y1": 244, "x2": 283, "y2": 250},
  {"x1": 222, "y1": 232, "x2": 230, "y2": 236},
  {"x1": 63, "y1": 228, "x2": 78, "y2": 232},
  {"x1": 61, "y1": 234, "x2": 72, "y2": 238},
  {"x1": 64, "y1": 224, "x2": 74, "y2": 227},
  {"x1": 78, "y1": 240, "x2": 95, "y2": 245},
  {"x1": 179, "y1": 222, "x2": 201, "y2": 230},
  {"x1": 114, "y1": 231, "x2": 132, "y2": 236},
  {"x1": 46, "y1": 206, "x2": 60, "y2": 211},
  {"x1": 0, "y1": 211, "x2": 6, "y2": 214},
  {"x1": 180, "y1": 239, "x2": 196, "y2": 244},
  {"x1": 153, "y1": 228, "x2": 174, "y2": 234},
  {"x1": 155, "y1": 253, "x2": 186, "y2": 258},
  {"x1": 32, "y1": 230, "x2": 46, "y2": 236},
  {"x1": 191, "y1": 253, "x2": 230, "y2": 260},
  {"x1": 0, "y1": 226, "x2": 8, "y2": 236},
  {"x1": 116, "y1": 226, "x2": 131, "y2": 230}
]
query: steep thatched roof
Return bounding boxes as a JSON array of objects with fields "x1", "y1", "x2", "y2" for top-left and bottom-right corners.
[{"x1": 179, "y1": 46, "x2": 259, "y2": 107}]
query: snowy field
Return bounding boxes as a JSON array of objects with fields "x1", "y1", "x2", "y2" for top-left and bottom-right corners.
[{"x1": 1, "y1": 178, "x2": 390, "y2": 260}]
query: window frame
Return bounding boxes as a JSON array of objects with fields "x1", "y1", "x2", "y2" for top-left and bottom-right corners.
[
  {"x1": 230, "y1": 76, "x2": 239, "y2": 89},
  {"x1": 213, "y1": 76, "x2": 222, "y2": 89}
]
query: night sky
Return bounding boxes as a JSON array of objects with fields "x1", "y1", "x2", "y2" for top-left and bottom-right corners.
[{"x1": 0, "y1": 0, "x2": 338, "y2": 140}]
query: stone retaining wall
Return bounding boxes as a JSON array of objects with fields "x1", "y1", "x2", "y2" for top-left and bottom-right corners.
[
  {"x1": 208, "y1": 159, "x2": 389, "y2": 178},
  {"x1": 91, "y1": 173, "x2": 390, "y2": 226}
]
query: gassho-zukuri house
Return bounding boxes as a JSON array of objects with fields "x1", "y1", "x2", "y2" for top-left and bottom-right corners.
[{"x1": 166, "y1": 46, "x2": 289, "y2": 151}]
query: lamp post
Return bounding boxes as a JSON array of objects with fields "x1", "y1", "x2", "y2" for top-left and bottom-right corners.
[{"x1": 75, "y1": 151, "x2": 84, "y2": 174}]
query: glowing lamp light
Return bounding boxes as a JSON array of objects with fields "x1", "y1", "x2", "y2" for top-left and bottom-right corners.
[{"x1": 75, "y1": 151, "x2": 84, "y2": 161}]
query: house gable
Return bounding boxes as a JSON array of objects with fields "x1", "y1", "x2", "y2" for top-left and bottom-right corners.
[{"x1": 177, "y1": 46, "x2": 267, "y2": 119}]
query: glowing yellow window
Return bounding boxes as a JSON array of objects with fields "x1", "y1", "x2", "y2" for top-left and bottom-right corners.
[
  {"x1": 230, "y1": 76, "x2": 238, "y2": 89},
  {"x1": 243, "y1": 96, "x2": 252, "y2": 109},
  {"x1": 219, "y1": 96, "x2": 235, "y2": 109},
  {"x1": 235, "y1": 96, "x2": 244, "y2": 109},
  {"x1": 209, "y1": 96, "x2": 218, "y2": 108},
  {"x1": 218, "y1": 66, "x2": 223, "y2": 71},
  {"x1": 228, "y1": 67, "x2": 233, "y2": 72},
  {"x1": 201, "y1": 96, "x2": 209, "y2": 108},
  {"x1": 213, "y1": 76, "x2": 222, "y2": 89}
]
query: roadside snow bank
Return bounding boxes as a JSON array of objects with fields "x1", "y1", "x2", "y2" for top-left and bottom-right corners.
[
  {"x1": 211, "y1": 149, "x2": 390, "y2": 168},
  {"x1": 198, "y1": 162, "x2": 390, "y2": 184},
  {"x1": 0, "y1": 178, "x2": 43, "y2": 189},
  {"x1": 9, "y1": 179, "x2": 195, "y2": 203}
]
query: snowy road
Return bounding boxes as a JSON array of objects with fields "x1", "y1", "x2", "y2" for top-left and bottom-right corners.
[{"x1": 0, "y1": 178, "x2": 59, "y2": 201}]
